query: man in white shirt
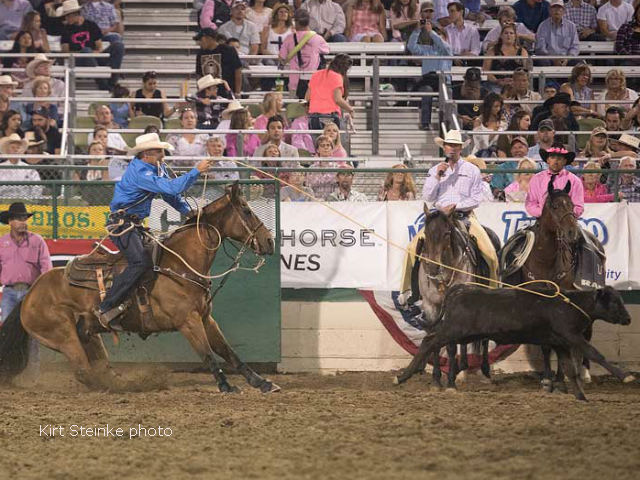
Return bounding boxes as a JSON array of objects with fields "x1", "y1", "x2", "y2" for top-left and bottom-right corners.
[
  {"x1": 218, "y1": 0, "x2": 260, "y2": 56},
  {"x1": 88, "y1": 105, "x2": 129, "y2": 153},
  {"x1": 0, "y1": 135, "x2": 42, "y2": 199},
  {"x1": 597, "y1": 0, "x2": 634, "y2": 41},
  {"x1": 444, "y1": 1, "x2": 481, "y2": 63},
  {"x1": 253, "y1": 115, "x2": 300, "y2": 158},
  {"x1": 300, "y1": 0, "x2": 347, "y2": 42}
]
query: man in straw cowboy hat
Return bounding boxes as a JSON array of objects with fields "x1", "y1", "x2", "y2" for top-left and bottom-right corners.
[
  {"x1": 0, "y1": 134, "x2": 42, "y2": 199},
  {"x1": 21, "y1": 54, "x2": 65, "y2": 109},
  {"x1": 398, "y1": 129, "x2": 499, "y2": 310},
  {"x1": 95, "y1": 133, "x2": 213, "y2": 330},
  {"x1": 0, "y1": 202, "x2": 52, "y2": 382}
]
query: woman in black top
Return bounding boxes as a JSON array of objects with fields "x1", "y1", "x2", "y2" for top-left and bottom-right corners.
[
  {"x1": 130, "y1": 71, "x2": 174, "y2": 120},
  {"x1": 482, "y1": 24, "x2": 529, "y2": 94}
]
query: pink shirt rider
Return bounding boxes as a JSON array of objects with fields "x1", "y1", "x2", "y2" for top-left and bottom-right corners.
[
  {"x1": 0, "y1": 231, "x2": 52, "y2": 286},
  {"x1": 525, "y1": 168, "x2": 585, "y2": 218}
]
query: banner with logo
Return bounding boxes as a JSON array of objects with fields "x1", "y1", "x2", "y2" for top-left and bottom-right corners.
[
  {"x1": 285, "y1": 201, "x2": 631, "y2": 290},
  {"x1": 626, "y1": 204, "x2": 640, "y2": 288},
  {"x1": 280, "y1": 202, "x2": 388, "y2": 288},
  {"x1": 0, "y1": 203, "x2": 110, "y2": 239}
]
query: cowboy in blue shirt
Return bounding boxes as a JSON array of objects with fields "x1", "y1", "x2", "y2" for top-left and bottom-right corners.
[{"x1": 96, "y1": 133, "x2": 212, "y2": 330}]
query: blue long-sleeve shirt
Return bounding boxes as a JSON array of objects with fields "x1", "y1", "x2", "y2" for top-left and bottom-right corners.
[
  {"x1": 535, "y1": 18, "x2": 580, "y2": 56},
  {"x1": 407, "y1": 29, "x2": 452, "y2": 75},
  {"x1": 513, "y1": 0, "x2": 549, "y2": 32},
  {"x1": 110, "y1": 157, "x2": 200, "y2": 218}
]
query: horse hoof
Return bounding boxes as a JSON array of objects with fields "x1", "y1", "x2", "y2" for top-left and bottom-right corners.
[
  {"x1": 219, "y1": 383, "x2": 240, "y2": 394},
  {"x1": 260, "y1": 381, "x2": 281, "y2": 393},
  {"x1": 581, "y1": 368, "x2": 592, "y2": 384},
  {"x1": 541, "y1": 379, "x2": 553, "y2": 393},
  {"x1": 623, "y1": 374, "x2": 636, "y2": 384}
]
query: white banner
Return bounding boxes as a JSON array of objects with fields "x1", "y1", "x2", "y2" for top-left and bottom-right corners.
[
  {"x1": 285, "y1": 201, "x2": 632, "y2": 290},
  {"x1": 280, "y1": 202, "x2": 388, "y2": 288}
]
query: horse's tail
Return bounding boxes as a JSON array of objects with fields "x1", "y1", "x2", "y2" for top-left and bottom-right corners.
[{"x1": 0, "y1": 301, "x2": 29, "y2": 383}]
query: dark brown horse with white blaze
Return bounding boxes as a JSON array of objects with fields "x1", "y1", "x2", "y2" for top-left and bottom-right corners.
[
  {"x1": 500, "y1": 179, "x2": 599, "y2": 392},
  {"x1": 0, "y1": 183, "x2": 279, "y2": 393}
]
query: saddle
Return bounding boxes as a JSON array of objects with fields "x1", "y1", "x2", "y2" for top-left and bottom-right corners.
[
  {"x1": 499, "y1": 226, "x2": 606, "y2": 289},
  {"x1": 64, "y1": 242, "x2": 159, "y2": 328}
]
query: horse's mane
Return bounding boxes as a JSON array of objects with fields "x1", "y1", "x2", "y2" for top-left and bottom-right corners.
[{"x1": 182, "y1": 193, "x2": 230, "y2": 227}]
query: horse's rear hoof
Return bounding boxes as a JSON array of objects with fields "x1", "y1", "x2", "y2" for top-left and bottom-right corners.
[
  {"x1": 260, "y1": 381, "x2": 281, "y2": 393},
  {"x1": 541, "y1": 379, "x2": 553, "y2": 393},
  {"x1": 623, "y1": 374, "x2": 636, "y2": 384}
]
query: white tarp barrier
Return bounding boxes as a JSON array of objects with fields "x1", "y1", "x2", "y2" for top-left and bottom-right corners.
[{"x1": 284, "y1": 201, "x2": 632, "y2": 290}]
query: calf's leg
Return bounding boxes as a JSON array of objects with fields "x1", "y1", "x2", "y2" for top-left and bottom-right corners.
[
  {"x1": 571, "y1": 336, "x2": 635, "y2": 383},
  {"x1": 394, "y1": 333, "x2": 439, "y2": 385},
  {"x1": 556, "y1": 347, "x2": 586, "y2": 401},
  {"x1": 480, "y1": 339, "x2": 491, "y2": 379},
  {"x1": 541, "y1": 345, "x2": 554, "y2": 392}
]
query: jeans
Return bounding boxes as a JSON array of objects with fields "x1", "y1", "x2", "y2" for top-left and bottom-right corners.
[
  {"x1": 309, "y1": 112, "x2": 341, "y2": 131},
  {"x1": 99, "y1": 225, "x2": 153, "y2": 312},
  {"x1": 327, "y1": 33, "x2": 348, "y2": 42},
  {"x1": 1, "y1": 286, "x2": 40, "y2": 376},
  {"x1": 77, "y1": 35, "x2": 125, "y2": 89},
  {"x1": 412, "y1": 73, "x2": 439, "y2": 128}
]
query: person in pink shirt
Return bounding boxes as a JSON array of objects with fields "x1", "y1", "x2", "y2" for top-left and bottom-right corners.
[
  {"x1": 279, "y1": 9, "x2": 330, "y2": 98},
  {"x1": 0, "y1": 202, "x2": 52, "y2": 381},
  {"x1": 525, "y1": 143, "x2": 584, "y2": 218},
  {"x1": 582, "y1": 161, "x2": 615, "y2": 203}
]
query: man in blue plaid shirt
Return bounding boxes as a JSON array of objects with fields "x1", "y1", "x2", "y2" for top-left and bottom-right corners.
[
  {"x1": 81, "y1": 0, "x2": 124, "y2": 43},
  {"x1": 565, "y1": 0, "x2": 605, "y2": 41},
  {"x1": 616, "y1": 157, "x2": 640, "y2": 202}
]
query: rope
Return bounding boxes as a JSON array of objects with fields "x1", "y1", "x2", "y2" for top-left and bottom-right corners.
[{"x1": 233, "y1": 159, "x2": 593, "y2": 319}]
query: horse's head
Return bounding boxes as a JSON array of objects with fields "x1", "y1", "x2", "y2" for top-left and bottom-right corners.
[
  {"x1": 422, "y1": 205, "x2": 455, "y2": 265},
  {"x1": 593, "y1": 286, "x2": 631, "y2": 326},
  {"x1": 204, "y1": 183, "x2": 274, "y2": 256},
  {"x1": 541, "y1": 179, "x2": 580, "y2": 243}
]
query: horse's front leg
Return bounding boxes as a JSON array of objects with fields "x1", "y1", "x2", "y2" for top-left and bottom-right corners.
[
  {"x1": 204, "y1": 315, "x2": 280, "y2": 393},
  {"x1": 179, "y1": 311, "x2": 238, "y2": 393}
]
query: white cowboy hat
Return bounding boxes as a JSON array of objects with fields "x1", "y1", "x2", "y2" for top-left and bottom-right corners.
[
  {"x1": 0, "y1": 75, "x2": 18, "y2": 87},
  {"x1": 197, "y1": 74, "x2": 224, "y2": 92},
  {"x1": 55, "y1": 0, "x2": 81, "y2": 17},
  {"x1": 434, "y1": 129, "x2": 471, "y2": 148},
  {"x1": 24, "y1": 131, "x2": 45, "y2": 148},
  {"x1": 0, "y1": 134, "x2": 28, "y2": 155},
  {"x1": 618, "y1": 133, "x2": 640, "y2": 151},
  {"x1": 221, "y1": 100, "x2": 246, "y2": 118},
  {"x1": 129, "y1": 132, "x2": 174, "y2": 156},
  {"x1": 26, "y1": 53, "x2": 55, "y2": 79}
]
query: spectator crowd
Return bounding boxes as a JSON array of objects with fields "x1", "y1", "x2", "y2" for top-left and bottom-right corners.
[{"x1": 0, "y1": 0, "x2": 639, "y2": 203}]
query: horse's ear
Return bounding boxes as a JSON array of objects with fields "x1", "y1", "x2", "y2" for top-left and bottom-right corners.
[
  {"x1": 563, "y1": 180, "x2": 571, "y2": 194},
  {"x1": 230, "y1": 181, "x2": 241, "y2": 201}
]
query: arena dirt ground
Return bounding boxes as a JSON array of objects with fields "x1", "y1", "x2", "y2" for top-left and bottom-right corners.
[{"x1": 1, "y1": 366, "x2": 639, "y2": 480}]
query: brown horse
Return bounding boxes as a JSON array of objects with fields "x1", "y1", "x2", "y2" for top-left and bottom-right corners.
[
  {"x1": 0, "y1": 183, "x2": 279, "y2": 393},
  {"x1": 500, "y1": 180, "x2": 591, "y2": 392}
]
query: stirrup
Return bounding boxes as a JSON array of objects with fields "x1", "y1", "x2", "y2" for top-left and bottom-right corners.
[{"x1": 94, "y1": 304, "x2": 127, "y2": 331}]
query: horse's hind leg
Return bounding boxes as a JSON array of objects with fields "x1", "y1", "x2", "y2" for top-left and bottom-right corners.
[
  {"x1": 179, "y1": 311, "x2": 238, "y2": 393},
  {"x1": 204, "y1": 315, "x2": 280, "y2": 393}
]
